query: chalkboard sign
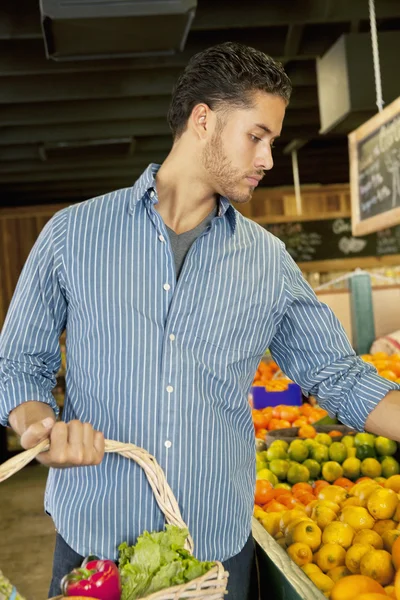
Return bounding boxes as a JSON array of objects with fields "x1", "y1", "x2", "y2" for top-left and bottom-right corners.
[
  {"x1": 349, "y1": 96, "x2": 400, "y2": 236},
  {"x1": 265, "y1": 217, "x2": 400, "y2": 263}
]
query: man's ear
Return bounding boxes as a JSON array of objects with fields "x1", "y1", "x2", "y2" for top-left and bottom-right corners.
[{"x1": 190, "y1": 103, "x2": 211, "y2": 140}]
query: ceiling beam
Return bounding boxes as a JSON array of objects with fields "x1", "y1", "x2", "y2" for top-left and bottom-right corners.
[
  {"x1": 192, "y1": 0, "x2": 400, "y2": 30},
  {"x1": 0, "y1": 136, "x2": 174, "y2": 161},
  {"x1": 0, "y1": 152, "x2": 169, "y2": 175},
  {"x1": 0, "y1": 119, "x2": 171, "y2": 145},
  {"x1": 284, "y1": 25, "x2": 305, "y2": 59},
  {"x1": 0, "y1": 122, "x2": 325, "y2": 146},
  {"x1": 0, "y1": 39, "x2": 318, "y2": 77},
  {"x1": 3, "y1": 0, "x2": 400, "y2": 39},
  {"x1": 0, "y1": 87, "x2": 319, "y2": 127},
  {"x1": 0, "y1": 62, "x2": 317, "y2": 105},
  {"x1": 0, "y1": 68, "x2": 183, "y2": 104}
]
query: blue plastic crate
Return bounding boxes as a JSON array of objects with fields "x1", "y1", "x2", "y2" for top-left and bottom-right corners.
[{"x1": 251, "y1": 383, "x2": 302, "y2": 409}]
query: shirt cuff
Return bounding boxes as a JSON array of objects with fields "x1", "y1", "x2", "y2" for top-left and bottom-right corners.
[
  {"x1": 0, "y1": 374, "x2": 60, "y2": 427},
  {"x1": 338, "y1": 372, "x2": 400, "y2": 432}
]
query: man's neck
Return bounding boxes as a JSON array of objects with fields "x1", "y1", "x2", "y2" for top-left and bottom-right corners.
[{"x1": 154, "y1": 152, "x2": 218, "y2": 235}]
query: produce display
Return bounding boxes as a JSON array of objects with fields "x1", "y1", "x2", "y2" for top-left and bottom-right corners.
[
  {"x1": 60, "y1": 526, "x2": 214, "y2": 600},
  {"x1": 254, "y1": 431, "x2": 400, "y2": 598},
  {"x1": 252, "y1": 403, "x2": 329, "y2": 439}
]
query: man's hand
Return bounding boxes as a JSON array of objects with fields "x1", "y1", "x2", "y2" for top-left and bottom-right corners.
[
  {"x1": 21, "y1": 419, "x2": 105, "y2": 468},
  {"x1": 9, "y1": 402, "x2": 105, "y2": 468}
]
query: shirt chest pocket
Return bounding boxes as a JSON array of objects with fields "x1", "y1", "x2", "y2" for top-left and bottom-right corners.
[{"x1": 187, "y1": 278, "x2": 275, "y2": 363}]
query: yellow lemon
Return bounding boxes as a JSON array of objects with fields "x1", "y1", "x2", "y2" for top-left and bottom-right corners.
[
  {"x1": 286, "y1": 520, "x2": 322, "y2": 551},
  {"x1": 392, "y1": 502, "x2": 400, "y2": 522},
  {"x1": 359, "y1": 549, "x2": 395, "y2": 586},
  {"x1": 301, "y1": 562, "x2": 322, "y2": 576},
  {"x1": 327, "y1": 565, "x2": 352, "y2": 583},
  {"x1": 367, "y1": 488, "x2": 399, "y2": 520},
  {"x1": 259, "y1": 511, "x2": 282, "y2": 537},
  {"x1": 383, "y1": 585, "x2": 396, "y2": 597},
  {"x1": 330, "y1": 574, "x2": 386, "y2": 600},
  {"x1": 306, "y1": 499, "x2": 318, "y2": 516},
  {"x1": 343, "y1": 457, "x2": 362, "y2": 479},
  {"x1": 308, "y1": 570, "x2": 335, "y2": 597},
  {"x1": 342, "y1": 497, "x2": 364, "y2": 508},
  {"x1": 353, "y1": 529, "x2": 384, "y2": 549},
  {"x1": 384, "y1": 475, "x2": 400, "y2": 493},
  {"x1": 345, "y1": 543, "x2": 374, "y2": 574},
  {"x1": 361, "y1": 459, "x2": 382, "y2": 479},
  {"x1": 340, "y1": 507, "x2": 375, "y2": 531},
  {"x1": 381, "y1": 528, "x2": 400, "y2": 552},
  {"x1": 279, "y1": 510, "x2": 310, "y2": 535},
  {"x1": 287, "y1": 542, "x2": 313, "y2": 567},
  {"x1": 372, "y1": 520, "x2": 396, "y2": 537},
  {"x1": 254, "y1": 505, "x2": 265, "y2": 519},
  {"x1": 350, "y1": 481, "x2": 380, "y2": 503},
  {"x1": 311, "y1": 505, "x2": 339, "y2": 530},
  {"x1": 318, "y1": 485, "x2": 348, "y2": 505},
  {"x1": 322, "y1": 521, "x2": 355, "y2": 549},
  {"x1": 317, "y1": 543, "x2": 347, "y2": 573}
]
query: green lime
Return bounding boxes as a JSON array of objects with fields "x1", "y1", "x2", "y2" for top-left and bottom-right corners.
[
  {"x1": 322, "y1": 461, "x2": 344, "y2": 483},
  {"x1": 361, "y1": 458, "x2": 382, "y2": 478},
  {"x1": 341, "y1": 435, "x2": 355, "y2": 449},
  {"x1": 356, "y1": 444, "x2": 377, "y2": 461},
  {"x1": 329, "y1": 442, "x2": 348, "y2": 464},
  {"x1": 269, "y1": 459, "x2": 290, "y2": 481},
  {"x1": 310, "y1": 443, "x2": 330, "y2": 464},
  {"x1": 256, "y1": 468, "x2": 279, "y2": 486},
  {"x1": 269, "y1": 440, "x2": 289, "y2": 452},
  {"x1": 304, "y1": 438, "x2": 318, "y2": 451},
  {"x1": 381, "y1": 456, "x2": 400, "y2": 478},
  {"x1": 287, "y1": 463, "x2": 310, "y2": 485},
  {"x1": 314, "y1": 433, "x2": 333, "y2": 447},
  {"x1": 342, "y1": 457, "x2": 361, "y2": 480},
  {"x1": 375, "y1": 436, "x2": 397, "y2": 456},
  {"x1": 266, "y1": 446, "x2": 288, "y2": 461},
  {"x1": 303, "y1": 458, "x2": 321, "y2": 479},
  {"x1": 288, "y1": 440, "x2": 309, "y2": 463},
  {"x1": 354, "y1": 432, "x2": 376, "y2": 447},
  {"x1": 275, "y1": 482, "x2": 292, "y2": 491}
]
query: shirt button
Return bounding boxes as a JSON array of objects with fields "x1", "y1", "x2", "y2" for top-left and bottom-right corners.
[
  {"x1": 159, "y1": 234, "x2": 165, "y2": 242},
  {"x1": 163, "y1": 283, "x2": 170, "y2": 291},
  {"x1": 149, "y1": 190, "x2": 155, "y2": 198},
  {"x1": 169, "y1": 334, "x2": 175, "y2": 341},
  {"x1": 165, "y1": 441, "x2": 172, "y2": 449},
  {"x1": 166, "y1": 385, "x2": 173, "y2": 393}
]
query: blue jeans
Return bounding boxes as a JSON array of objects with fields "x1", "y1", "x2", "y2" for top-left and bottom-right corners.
[{"x1": 48, "y1": 532, "x2": 259, "y2": 599}]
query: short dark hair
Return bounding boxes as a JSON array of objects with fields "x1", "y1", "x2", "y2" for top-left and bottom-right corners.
[{"x1": 167, "y1": 42, "x2": 292, "y2": 139}]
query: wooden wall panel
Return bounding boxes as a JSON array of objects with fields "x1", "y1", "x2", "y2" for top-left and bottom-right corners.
[{"x1": 0, "y1": 204, "x2": 69, "y2": 328}]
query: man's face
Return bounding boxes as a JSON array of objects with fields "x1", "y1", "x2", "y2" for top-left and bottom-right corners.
[{"x1": 201, "y1": 91, "x2": 286, "y2": 204}]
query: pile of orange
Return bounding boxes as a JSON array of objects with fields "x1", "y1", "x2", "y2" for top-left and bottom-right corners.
[
  {"x1": 252, "y1": 403, "x2": 328, "y2": 440},
  {"x1": 254, "y1": 479, "x2": 356, "y2": 511},
  {"x1": 361, "y1": 352, "x2": 400, "y2": 384},
  {"x1": 252, "y1": 359, "x2": 292, "y2": 391}
]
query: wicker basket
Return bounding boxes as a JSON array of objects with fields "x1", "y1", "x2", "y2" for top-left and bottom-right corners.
[{"x1": 0, "y1": 439, "x2": 228, "y2": 600}]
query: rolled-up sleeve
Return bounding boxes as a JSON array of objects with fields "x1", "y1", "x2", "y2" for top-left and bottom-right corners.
[
  {"x1": 269, "y1": 245, "x2": 400, "y2": 432},
  {"x1": 0, "y1": 209, "x2": 69, "y2": 426}
]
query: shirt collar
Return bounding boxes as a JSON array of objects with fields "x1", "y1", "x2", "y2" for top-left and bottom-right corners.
[{"x1": 129, "y1": 163, "x2": 237, "y2": 233}]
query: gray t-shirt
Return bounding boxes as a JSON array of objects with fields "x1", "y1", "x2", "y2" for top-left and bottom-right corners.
[{"x1": 166, "y1": 206, "x2": 218, "y2": 278}]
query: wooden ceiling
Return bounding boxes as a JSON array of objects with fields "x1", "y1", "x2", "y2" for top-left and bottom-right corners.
[{"x1": 1, "y1": 0, "x2": 400, "y2": 207}]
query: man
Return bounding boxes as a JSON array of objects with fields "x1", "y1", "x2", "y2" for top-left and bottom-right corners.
[{"x1": 0, "y1": 42, "x2": 399, "y2": 599}]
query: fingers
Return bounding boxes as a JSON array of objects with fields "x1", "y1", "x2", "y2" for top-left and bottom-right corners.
[
  {"x1": 36, "y1": 420, "x2": 105, "y2": 468},
  {"x1": 20, "y1": 417, "x2": 55, "y2": 450}
]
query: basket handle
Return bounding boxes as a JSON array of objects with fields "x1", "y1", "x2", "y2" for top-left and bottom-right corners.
[{"x1": 0, "y1": 438, "x2": 194, "y2": 553}]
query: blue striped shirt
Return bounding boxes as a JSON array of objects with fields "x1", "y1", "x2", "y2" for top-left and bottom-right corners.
[{"x1": 0, "y1": 164, "x2": 398, "y2": 562}]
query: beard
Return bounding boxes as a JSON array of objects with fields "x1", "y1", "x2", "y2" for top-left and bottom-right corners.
[{"x1": 201, "y1": 131, "x2": 256, "y2": 204}]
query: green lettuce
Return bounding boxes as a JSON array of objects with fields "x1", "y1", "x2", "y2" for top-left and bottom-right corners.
[{"x1": 118, "y1": 525, "x2": 214, "y2": 600}]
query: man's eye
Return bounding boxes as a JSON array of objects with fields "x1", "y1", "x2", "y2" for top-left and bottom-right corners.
[{"x1": 250, "y1": 135, "x2": 261, "y2": 143}]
